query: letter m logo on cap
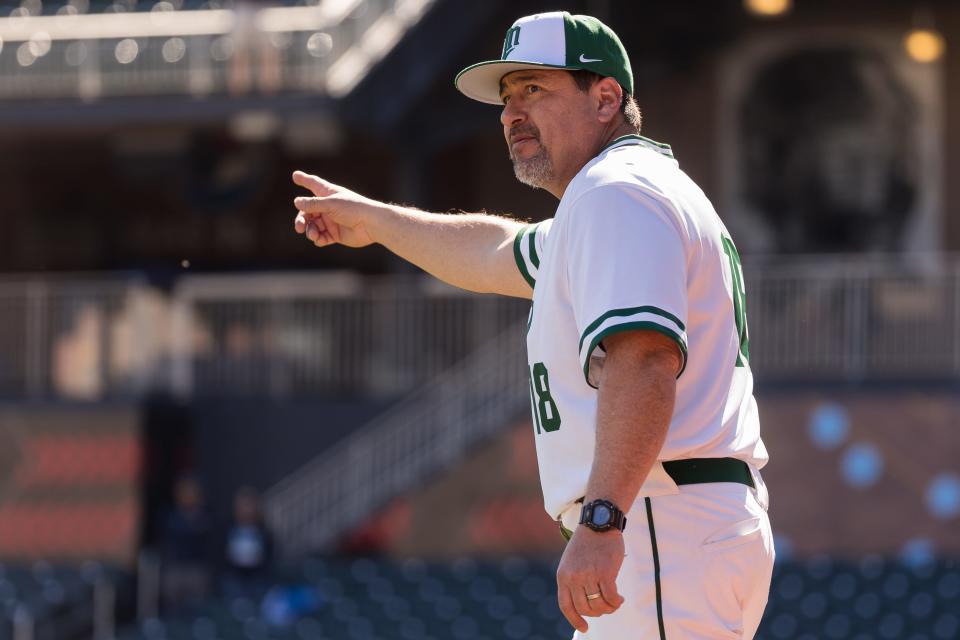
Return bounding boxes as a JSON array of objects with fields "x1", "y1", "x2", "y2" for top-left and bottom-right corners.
[{"x1": 502, "y1": 26, "x2": 521, "y2": 58}]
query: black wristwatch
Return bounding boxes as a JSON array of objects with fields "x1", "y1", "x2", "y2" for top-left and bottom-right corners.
[{"x1": 579, "y1": 499, "x2": 627, "y2": 533}]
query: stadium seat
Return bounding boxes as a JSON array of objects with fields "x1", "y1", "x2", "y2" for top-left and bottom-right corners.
[{"x1": 105, "y1": 555, "x2": 960, "y2": 640}]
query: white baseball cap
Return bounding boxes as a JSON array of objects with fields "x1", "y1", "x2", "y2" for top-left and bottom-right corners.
[{"x1": 455, "y1": 11, "x2": 634, "y2": 105}]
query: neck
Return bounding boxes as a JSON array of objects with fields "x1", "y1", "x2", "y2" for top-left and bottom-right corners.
[
  {"x1": 548, "y1": 122, "x2": 637, "y2": 199},
  {"x1": 599, "y1": 122, "x2": 640, "y2": 152}
]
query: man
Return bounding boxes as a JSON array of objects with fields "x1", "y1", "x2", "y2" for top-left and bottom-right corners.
[
  {"x1": 159, "y1": 475, "x2": 212, "y2": 612},
  {"x1": 293, "y1": 11, "x2": 774, "y2": 639}
]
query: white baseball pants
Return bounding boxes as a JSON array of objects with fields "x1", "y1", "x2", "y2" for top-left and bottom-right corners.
[{"x1": 567, "y1": 480, "x2": 775, "y2": 639}]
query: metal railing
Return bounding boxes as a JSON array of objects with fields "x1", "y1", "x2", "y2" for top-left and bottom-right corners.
[
  {"x1": 0, "y1": 259, "x2": 959, "y2": 401},
  {"x1": 0, "y1": 274, "x2": 157, "y2": 400},
  {"x1": 263, "y1": 316, "x2": 530, "y2": 556},
  {"x1": 0, "y1": 0, "x2": 436, "y2": 100},
  {"x1": 170, "y1": 272, "x2": 529, "y2": 398},
  {"x1": 746, "y1": 258, "x2": 960, "y2": 381}
]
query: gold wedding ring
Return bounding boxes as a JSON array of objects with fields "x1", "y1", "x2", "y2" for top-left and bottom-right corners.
[{"x1": 586, "y1": 592, "x2": 602, "y2": 601}]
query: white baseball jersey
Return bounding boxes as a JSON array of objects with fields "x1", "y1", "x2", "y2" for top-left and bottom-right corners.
[{"x1": 514, "y1": 134, "x2": 769, "y2": 520}]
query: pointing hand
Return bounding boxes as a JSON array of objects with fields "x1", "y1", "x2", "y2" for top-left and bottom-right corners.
[{"x1": 292, "y1": 171, "x2": 377, "y2": 248}]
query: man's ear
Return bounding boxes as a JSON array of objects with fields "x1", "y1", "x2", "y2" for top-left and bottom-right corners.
[{"x1": 594, "y1": 77, "x2": 623, "y2": 123}]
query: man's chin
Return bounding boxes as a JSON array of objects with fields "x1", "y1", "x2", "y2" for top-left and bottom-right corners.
[{"x1": 513, "y1": 163, "x2": 552, "y2": 189}]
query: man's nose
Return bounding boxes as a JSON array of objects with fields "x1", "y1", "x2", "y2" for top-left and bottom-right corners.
[{"x1": 500, "y1": 99, "x2": 525, "y2": 129}]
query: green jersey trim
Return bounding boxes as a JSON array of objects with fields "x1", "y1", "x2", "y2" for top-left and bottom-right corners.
[
  {"x1": 513, "y1": 221, "x2": 548, "y2": 289},
  {"x1": 581, "y1": 321, "x2": 688, "y2": 388},
  {"x1": 645, "y1": 497, "x2": 668, "y2": 640},
  {"x1": 528, "y1": 224, "x2": 541, "y2": 268},
  {"x1": 513, "y1": 224, "x2": 537, "y2": 289},
  {"x1": 600, "y1": 134, "x2": 675, "y2": 159},
  {"x1": 578, "y1": 305, "x2": 686, "y2": 354}
]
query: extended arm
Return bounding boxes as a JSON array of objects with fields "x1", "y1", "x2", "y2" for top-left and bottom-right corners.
[
  {"x1": 556, "y1": 328, "x2": 681, "y2": 633},
  {"x1": 292, "y1": 171, "x2": 532, "y2": 299}
]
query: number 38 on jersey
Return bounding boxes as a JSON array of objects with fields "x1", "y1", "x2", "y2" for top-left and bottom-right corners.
[{"x1": 529, "y1": 362, "x2": 561, "y2": 434}]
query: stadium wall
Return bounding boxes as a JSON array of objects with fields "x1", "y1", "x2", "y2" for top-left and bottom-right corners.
[
  {"x1": 0, "y1": 403, "x2": 141, "y2": 563},
  {"x1": 344, "y1": 388, "x2": 960, "y2": 560}
]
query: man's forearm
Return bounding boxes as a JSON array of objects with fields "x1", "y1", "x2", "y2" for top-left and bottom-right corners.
[
  {"x1": 293, "y1": 172, "x2": 533, "y2": 298},
  {"x1": 370, "y1": 204, "x2": 530, "y2": 297},
  {"x1": 553, "y1": 331, "x2": 678, "y2": 634},
  {"x1": 583, "y1": 331, "x2": 679, "y2": 510}
]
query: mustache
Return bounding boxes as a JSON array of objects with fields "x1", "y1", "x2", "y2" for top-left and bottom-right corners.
[{"x1": 509, "y1": 125, "x2": 540, "y2": 143}]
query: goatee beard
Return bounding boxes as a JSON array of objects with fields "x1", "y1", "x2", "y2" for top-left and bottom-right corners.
[{"x1": 511, "y1": 146, "x2": 554, "y2": 189}]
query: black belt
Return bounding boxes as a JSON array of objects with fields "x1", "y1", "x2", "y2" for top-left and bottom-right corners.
[
  {"x1": 662, "y1": 457, "x2": 755, "y2": 489},
  {"x1": 558, "y1": 458, "x2": 756, "y2": 541}
]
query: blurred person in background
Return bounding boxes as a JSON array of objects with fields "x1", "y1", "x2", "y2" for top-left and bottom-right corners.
[
  {"x1": 160, "y1": 474, "x2": 213, "y2": 612},
  {"x1": 222, "y1": 485, "x2": 274, "y2": 597}
]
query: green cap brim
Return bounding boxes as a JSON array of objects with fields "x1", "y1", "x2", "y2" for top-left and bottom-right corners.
[{"x1": 455, "y1": 59, "x2": 575, "y2": 105}]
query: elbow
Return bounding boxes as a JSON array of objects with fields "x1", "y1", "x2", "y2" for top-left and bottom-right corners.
[{"x1": 599, "y1": 329, "x2": 682, "y2": 389}]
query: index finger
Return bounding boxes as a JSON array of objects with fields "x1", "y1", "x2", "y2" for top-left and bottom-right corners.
[
  {"x1": 558, "y1": 585, "x2": 588, "y2": 634},
  {"x1": 292, "y1": 171, "x2": 335, "y2": 196}
]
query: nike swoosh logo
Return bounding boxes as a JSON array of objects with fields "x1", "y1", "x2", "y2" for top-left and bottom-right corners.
[{"x1": 579, "y1": 54, "x2": 603, "y2": 63}]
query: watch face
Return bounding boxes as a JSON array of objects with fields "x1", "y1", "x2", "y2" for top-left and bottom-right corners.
[{"x1": 592, "y1": 504, "x2": 612, "y2": 526}]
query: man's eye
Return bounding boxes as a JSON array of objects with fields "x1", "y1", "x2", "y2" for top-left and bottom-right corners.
[
  {"x1": 526, "y1": 85, "x2": 540, "y2": 94},
  {"x1": 502, "y1": 95, "x2": 511, "y2": 104}
]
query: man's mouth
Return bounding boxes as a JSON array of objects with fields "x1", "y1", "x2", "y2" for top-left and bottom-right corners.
[{"x1": 510, "y1": 134, "x2": 538, "y2": 152}]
